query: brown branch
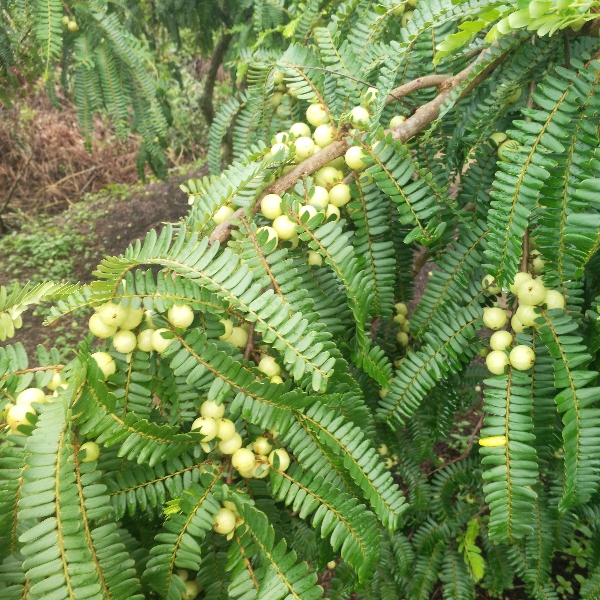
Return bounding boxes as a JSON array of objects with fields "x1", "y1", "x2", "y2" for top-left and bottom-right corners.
[
  {"x1": 200, "y1": 31, "x2": 233, "y2": 125},
  {"x1": 412, "y1": 247, "x2": 430, "y2": 277},
  {"x1": 385, "y1": 74, "x2": 451, "y2": 103},
  {"x1": 243, "y1": 322, "x2": 256, "y2": 360}
]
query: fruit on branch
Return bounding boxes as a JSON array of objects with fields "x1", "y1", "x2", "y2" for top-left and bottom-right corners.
[
  {"x1": 401, "y1": 11, "x2": 414, "y2": 28},
  {"x1": 168, "y1": 304, "x2": 194, "y2": 329},
  {"x1": 219, "y1": 319, "x2": 233, "y2": 341},
  {"x1": 270, "y1": 142, "x2": 288, "y2": 156},
  {"x1": 479, "y1": 347, "x2": 489, "y2": 357},
  {"x1": 299, "y1": 205, "x2": 318, "y2": 221},
  {"x1": 268, "y1": 448, "x2": 290, "y2": 472},
  {"x1": 315, "y1": 166, "x2": 343, "y2": 188},
  {"x1": 225, "y1": 327, "x2": 248, "y2": 348},
  {"x1": 151, "y1": 329, "x2": 174, "y2": 353},
  {"x1": 273, "y1": 70, "x2": 284, "y2": 84},
  {"x1": 482, "y1": 274, "x2": 502, "y2": 294},
  {"x1": 327, "y1": 560, "x2": 337, "y2": 570},
  {"x1": 479, "y1": 435, "x2": 507, "y2": 447},
  {"x1": 497, "y1": 139, "x2": 521, "y2": 161},
  {"x1": 213, "y1": 205, "x2": 234, "y2": 225},
  {"x1": 483, "y1": 307, "x2": 508, "y2": 330},
  {"x1": 120, "y1": 308, "x2": 144, "y2": 330},
  {"x1": 307, "y1": 251, "x2": 323, "y2": 266},
  {"x1": 396, "y1": 331, "x2": 409, "y2": 346},
  {"x1": 350, "y1": 106, "x2": 370, "y2": 127},
  {"x1": 509, "y1": 271, "x2": 532, "y2": 294},
  {"x1": 272, "y1": 215, "x2": 297, "y2": 240},
  {"x1": 486, "y1": 350, "x2": 510, "y2": 375},
  {"x1": 544, "y1": 290, "x2": 565, "y2": 310},
  {"x1": 257, "y1": 226, "x2": 278, "y2": 244},
  {"x1": 91, "y1": 352, "x2": 116, "y2": 378},
  {"x1": 216, "y1": 418, "x2": 236, "y2": 442},
  {"x1": 177, "y1": 569, "x2": 189, "y2": 583},
  {"x1": 326, "y1": 205, "x2": 340, "y2": 221},
  {"x1": 313, "y1": 124, "x2": 335, "y2": 147},
  {"x1": 308, "y1": 186, "x2": 329, "y2": 210},
  {"x1": 510, "y1": 345, "x2": 535, "y2": 370},
  {"x1": 16, "y1": 388, "x2": 46, "y2": 407},
  {"x1": 393, "y1": 313, "x2": 406, "y2": 325},
  {"x1": 67, "y1": 20, "x2": 78, "y2": 32},
  {"x1": 273, "y1": 132, "x2": 290, "y2": 144},
  {"x1": 345, "y1": 146, "x2": 368, "y2": 171},
  {"x1": 47, "y1": 372, "x2": 64, "y2": 391},
  {"x1": 232, "y1": 448, "x2": 256, "y2": 472},
  {"x1": 137, "y1": 330, "x2": 154, "y2": 352},
  {"x1": 490, "y1": 330, "x2": 513, "y2": 351},
  {"x1": 219, "y1": 432, "x2": 243, "y2": 454},
  {"x1": 329, "y1": 183, "x2": 351, "y2": 207},
  {"x1": 270, "y1": 92, "x2": 284, "y2": 107},
  {"x1": 261, "y1": 193, "x2": 283, "y2": 220},
  {"x1": 511, "y1": 314, "x2": 525, "y2": 333},
  {"x1": 294, "y1": 137, "x2": 316, "y2": 161},
  {"x1": 182, "y1": 580, "x2": 202, "y2": 600},
  {"x1": 532, "y1": 254, "x2": 545, "y2": 275},
  {"x1": 201, "y1": 400, "x2": 226, "y2": 419},
  {"x1": 61, "y1": 15, "x2": 70, "y2": 25},
  {"x1": 358, "y1": 172, "x2": 373, "y2": 185},
  {"x1": 392, "y1": 4, "x2": 405, "y2": 16},
  {"x1": 254, "y1": 436, "x2": 273, "y2": 455},
  {"x1": 395, "y1": 302, "x2": 408, "y2": 316},
  {"x1": 517, "y1": 279, "x2": 546, "y2": 306},
  {"x1": 506, "y1": 87, "x2": 522, "y2": 104},
  {"x1": 89, "y1": 314, "x2": 118, "y2": 339},
  {"x1": 191, "y1": 416, "x2": 218, "y2": 442},
  {"x1": 290, "y1": 122, "x2": 311, "y2": 138},
  {"x1": 213, "y1": 508, "x2": 237, "y2": 535},
  {"x1": 306, "y1": 103, "x2": 329, "y2": 126},
  {"x1": 258, "y1": 356, "x2": 281, "y2": 378},
  {"x1": 389, "y1": 115, "x2": 406, "y2": 128},
  {"x1": 97, "y1": 302, "x2": 129, "y2": 328},
  {"x1": 515, "y1": 304, "x2": 539, "y2": 328},
  {"x1": 113, "y1": 330, "x2": 137, "y2": 354},
  {"x1": 270, "y1": 375, "x2": 284, "y2": 383},
  {"x1": 488, "y1": 132, "x2": 508, "y2": 148},
  {"x1": 79, "y1": 441, "x2": 100, "y2": 463},
  {"x1": 6, "y1": 404, "x2": 35, "y2": 431}
]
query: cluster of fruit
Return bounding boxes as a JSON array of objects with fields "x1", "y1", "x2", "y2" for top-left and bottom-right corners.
[
  {"x1": 394, "y1": 301, "x2": 411, "y2": 348},
  {"x1": 174, "y1": 569, "x2": 202, "y2": 600},
  {"x1": 481, "y1": 272, "x2": 564, "y2": 375},
  {"x1": 192, "y1": 399, "x2": 290, "y2": 480},
  {"x1": 391, "y1": 0, "x2": 419, "y2": 28},
  {"x1": 61, "y1": 15, "x2": 78, "y2": 31}
]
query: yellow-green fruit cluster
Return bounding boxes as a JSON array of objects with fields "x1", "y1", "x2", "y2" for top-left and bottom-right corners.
[{"x1": 394, "y1": 302, "x2": 410, "y2": 347}]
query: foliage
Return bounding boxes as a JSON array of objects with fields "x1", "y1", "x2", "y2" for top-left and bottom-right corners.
[{"x1": 3, "y1": 1, "x2": 600, "y2": 599}]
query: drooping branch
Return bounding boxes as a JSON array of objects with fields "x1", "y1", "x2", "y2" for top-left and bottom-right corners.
[{"x1": 200, "y1": 31, "x2": 233, "y2": 125}]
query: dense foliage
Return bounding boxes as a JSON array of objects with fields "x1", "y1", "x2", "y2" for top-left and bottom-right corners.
[{"x1": 3, "y1": 0, "x2": 600, "y2": 599}]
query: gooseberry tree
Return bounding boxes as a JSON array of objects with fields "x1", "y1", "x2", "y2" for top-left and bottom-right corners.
[{"x1": 3, "y1": 0, "x2": 600, "y2": 599}]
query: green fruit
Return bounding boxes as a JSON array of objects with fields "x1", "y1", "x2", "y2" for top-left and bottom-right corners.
[
  {"x1": 113, "y1": 330, "x2": 137, "y2": 354},
  {"x1": 16, "y1": 388, "x2": 46, "y2": 407},
  {"x1": 488, "y1": 132, "x2": 508, "y2": 148},
  {"x1": 91, "y1": 352, "x2": 116, "y2": 378},
  {"x1": 497, "y1": 139, "x2": 520, "y2": 161},
  {"x1": 79, "y1": 441, "x2": 100, "y2": 462},
  {"x1": 506, "y1": 87, "x2": 522, "y2": 104}
]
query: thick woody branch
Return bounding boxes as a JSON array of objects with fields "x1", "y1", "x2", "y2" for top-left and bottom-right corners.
[{"x1": 209, "y1": 44, "x2": 504, "y2": 245}]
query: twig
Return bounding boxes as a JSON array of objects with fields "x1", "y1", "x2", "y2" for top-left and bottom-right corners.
[
  {"x1": 407, "y1": 412, "x2": 484, "y2": 491},
  {"x1": 385, "y1": 74, "x2": 451, "y2": 103},
  {"x1": 564, "y1": 31, "x2": 571, "y2": 69},
  {"x1": 244, "y1": 322, "x2": 256, "y2": 360},
  {"x1": 412, "y1": 247, "x2": 430, "y2": 276},
  {"x1": 226, "y1": 460, "x2": 234, "y2": 484}
]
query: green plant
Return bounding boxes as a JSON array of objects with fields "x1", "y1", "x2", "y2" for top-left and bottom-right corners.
[{"x1": 3, "y1": 1, "x2": 600, "y2": 599}]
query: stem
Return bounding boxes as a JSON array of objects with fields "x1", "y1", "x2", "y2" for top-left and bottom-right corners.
[
  {"x1": 244, "y1": 322, "x2": 256, "y2": 360},
  {"x1": 200, "y1": 32, "x2": 232, "y2": 125}
]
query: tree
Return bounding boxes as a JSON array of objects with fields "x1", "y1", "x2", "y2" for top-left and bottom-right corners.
[{"x1": 2, "y1": 1, "x2": 600, "y2": 599}]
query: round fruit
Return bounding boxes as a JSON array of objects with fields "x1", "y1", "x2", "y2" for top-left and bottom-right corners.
[
  {"x1": 253, "y1": 436, "x2": 273, "y2": 456},
  {"x1": 226, "y1": 327, "x2": 248, "y2": 348},
  {"x1": 509, "y1": 272, "x2": 532, "y2": 294},
  {"x1": 201, "y1": 400, "x2": 226, "y2": 419},
  {"x1": 219, "y1": 432, "x2": 243, "y2": 454},
  {"x1": 511, "y1": 314, "x2": 525, "y2": 333},
  {"x1": 506, "y1": 87, "x2": 522, "y2": 104},
  {"x1": 269, "y1": 448, "x2": 290, "y2": 471},
  {"x1": 89, "y1": 313, "x2": 118, "y2": 339},
  {"x1": 113, "y1": 330, "x2": 137, "y2": 354},
  {"x1": 517, "y1": 279, "x2": 546, "y2": 306},
  {"x1": 16, "y1": 388, "x2": 46, "y2": 407},
  {"x1": 257, "y1": 226, "x2": 278, "y2": 244},
  {"x1": 486, "y1": 350, "x2": 510, "y2": 375},
  {"x1": 326, "y1": 205, "x2": 340, "y2": 221},
  {"x1": 6, "y1": 405, "x2": 35, "y2": 430},
  {"x1": 270, "y1": 142, "x2": 288, "y2": 156},
  {"x1": 315, "y1": 166, "x2": 343, "y2": 188},
  {"x1": 191, "y1": 416, "x2": 218, "y2": 442},
  {"x1": 532, "y1": 255, "x2": 545, "y2": 275},
  {"x1": 479, "y1": 347, "x2": 489, "y2": 357},
  {"x1": 509, "y1": 345, "x2": 535, "y2": 370},
  {"x1": 515, "y1": 304, "x2": 539, "y2": 328},
  {"x1": 272, "y1": 215, "x2": 297, "y2": 240},
  {"x1": 213, "y1": 508, "x2": 237, "y2": 535},
  {"x1": 389, "y1": 115, "x2": 406, "y2": 128},
  {"x1": 213, "y1": 205, "x2": 234, "y2": 225},
  {"x1": 306, "y1": 103, "x2": 329, "y2": 126},
  {"x1": 47, "y1": 372, "x2": 64, "y2": 391},
  {"x1": 270, "y1": 375, "x2": 284, "y2": 383},
  {"x1": 182, "y1": 580, "x2": 201, "y2": 600},
  {"x1": 253, "y1": 460, "x2": 270, "y2": 478},
  {"x1": 294, "y1": 136, "x2": 315, "y2": 160},
  {"x1": 365, "y1": 87, "x2": 378, "y2": 103},
  {"x1": 345, "y1": 146, "x2": 368, "y2": 171},
  {"x1": 232, "y1": 448, "x2": 256, "y2": 472},
  {"x1": 401, "y1": 321, "x2": 410, "y2": 332},
  {"x1": 299, "y1": 205, "x2": 318, "y2": 222},
  {"x1": 91, "y1": 352, "x2": 116, "y2": 378},
  {"x1": 350, "y1": 106, "x2": 370, "y2": 127},
  {"x1": 273, "y1": 132, "x2": 289, "y2": 144},
  {"x1": 218, "y1": 319, "x2": 234, "y2": 341},
  {"x1": 329, "y1": 183, "x2": 351, "y2": 207},
  {"x1": 270, "y1": 92, "x2": 283, "y2": 107},
  {"x1": 61, "y1": 15, "x2": 70, "y2": 25},
  {"x1": 483, "y1": 307, "x2": 508, "y2": 330},
  {"x1": 177, "y1": 569, "x2": 189, "y2": 583},
  {"x1": 258, "y1": 356, "x2": 281, "y2": 378},
  {"x1": 261, "y1": 194, "x2": 283, "y2": 220},
  {"x1": 393, "y1": 313, "x2": 406, "y2": 325},
  {"x1": 79, "y1": 441, "x2": 100, "y2": 463},
  {"x1": 120, "y1": 308, "x2": 144, "y2": 330},
  {"x1": 498, "y1": 139, "x2": 520, "y2": 161},
  {"x1": 544, "y1": 290, "x2": 565, "y2": 310},
  {"x1": 290, "y1": 122, "x2": 311, "y2": 138},
  {"x1": 97, "y1": 302, "x2": 129, "y2": 328},
  {"x1": 358, "y1": 172, "x2": 373, "y2": 186},
  {"x1": 137, "y1": 329, "x2": 154, "y2": 352},
  {"x1": 396, "y1": 331, "x2": 409, "y2": 346},
  {"x1": 327, "y1": 560, "x2": 337, "y2": 570},
  {"x1": 68, "y1": 20, "x2": 78, "y2": 32},
  {"x1": 168, "y1": 305, "x2": 194, "y2": 329},
  {"x1": 152, "y1": 329, "x2": 174, "y2": 354},
  {"x1": 490, "y1": 330, "x2": 513, "y2": 351},
  {"x1": 392, "y1": 4, "x2": 405, "y2": 16},
  {"x1": 307, "y1": 251, "x2": 323, "y2": 266},
  {"x1": 488, "y1": 132, "x2": 508, "y2": 148},
  {"x1": 313, "y1": 124, "x2": 335, "y2": 147},
  {"x1": 395, "y1": 302, "x2": 408, "y2": 316},
  {"x1": 401, "y1": 11, "x2": 414, "y2": 28},
  {"x1": 482, "y1": 274, "x2": 502, "y2": 294},
  {"x1": 273, "y1": 70, "x2": 284, "y2": 84},
  {"x1": 216, "y1": 418, "x2": 236, "y2": 442},
  {"x1": 308, "y1": 186, "x2": 329, "y2": 209}
]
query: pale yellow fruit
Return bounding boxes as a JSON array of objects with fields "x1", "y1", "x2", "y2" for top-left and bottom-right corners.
[
  {"x1": 252, "y1": 460, "x2": 270, "y2": 478},
  {"x1": 151, "y1": 329, "x2": 174, "y2": 354},
  {"x1": 6, "y1": 404, "x2": 35, "y2": 430},
  {"x1": 137, "y1": 329, "x2": 155, "y2": 352},
  {"x1": 509, "y1": 272, "x2": 532, "y2": 294},
  {"x1": 327, "y1": 156, "x2": 345, "y2": 170},
  {"x1": 273, "y1": 132, "x2": 289, "y2": 144},
  {"x1": 329, "y1": 183, "x2": 351, "y2": 207},
  {"x1": 91, "y1": 352, "x2": 116, "y2": 378},
  {"x1": 226, "y1": 327, "x2": 248, "y2": 348},
  {"x1": 307, "y1": 251, "x2": 323, "y2": 266},
  {"x1": 270, "y1": 92, "x2": 283, "y2": 106},
  {"x1": 273, "y1": 70, "x2": 284, "y2": 84},
  {"x1": 269, "y1": 448, "x2": 290, "y2": 471},
  {"x1": 261, "y1": 194, "x2": 283, "y2": 220},
  {"x1": 483, "y1": 307, "x2": 507, "y2": 330},
  {"x1": 294, "y1": 136, "x2": 315, "y2": 161},
  {"x1": 515, "y1": 304, "x2": 539, "y2": 328},
  {"x1": 544, "y1": 290, "x2": 565, "y2": 310},
  {"x1": 313, "y1": 124, "x2": 335, "y2": 147},
  {"x1": 213, "y1": 205, "x2": 234, "y2": 225},
  {"x1": 389, "y1": 115, "x2": 406, "y2": 128},
  {"x1": 257, "y1": 226, "x2": 278, "y2": 244},
  {"x1": 272, "y1": 215, "x2": 297, "y2": 240},
  {"x1": 396, "y1": 331, "x2": 409, "y2": 346},
  {"x1": 350, "y1": 106, "x2": 370, "y2": 127},
  {"x1": 509, "y1": 345, "x2": 535, "y2": 370},
  {"x1": 80, "y1": 441, "x2": 100, "y2": 463},
  {"x1": 270, "y1": 375, "x2": 284, "y2": 384},
  {"x1": 219, "y1": 432, "x2": 243, "y2": 454},
  {"x1": 113, "y1": 330, "x2": 137, "y2": 354},
  {"x1": 327, "y1": 560, "x2": 337, "y2": 570},
  {"x1": 16, "y1": 388, "x2": 46, "y2": 407},
  {"x1": 270, "y1": 142, "x2": 288, "y2": 156},
  {"x1": 182, "y1": 580, "x2": 202, "y2": 600},
  {"x1": 306, "y1": 103, "x2": 329, "y2": 126},
  {"x1": 89, "y1": 313, "x2": 118, "y2": 339},
  {"x1": 254, "y1": 436, "x2": 273, "y2": 455},
  {"x1": 326, "y1": 205, "x2": 340, "y2": 221},
  {"x1": 486, "y1": 350, "x2": 510, "y2": 375},
  {"x1": 258, "y1": 356, "x2": 281, "y2": 377},
  {"x1": 358, "y1": 172, "x2": 374, "y2": 186},
  {"x1": 97, "y1": 303, "x2": 129, "y2": 327},
  {"x1": 191, "y1": 416, "x2": 219, "y2": 442},
  {"x1": 393, "y1": 314, "x2": 406, "y2": 325},
  {"x1": 222, "y1": 501, "x2": 240, "y2": 517},
  {"x1": 490, "y1": 330, "x2": 513, "y2": 351},
  {"x1": 532, "y1": 255, "x2": 545, "y2": 275},
  {"x1": 168, "y1": 305, "x2": 194, "y2": 329},
  {"x1": 290, "y1": 122, "x2": 311, "y2": 138},
  {"x1": 307, "y1": 186, "x2": 329, "y2": 210},
  {"x1": 395, "y1": 302, "x2": 408, "y2": 316},
  {"x1": 232, "y1": 448, "x2": 256, "y2": 471},
  {"x1": 120, "y1": 308, "x2": 144, "y2": 330},
  {"x1": 219, "y1": 319, "x2": 234, "y2": 341},
  {"x1": 200, "y1": 400, "x2": 226, "y2": 419},
  {"x1": 482, "y1": 274, "x2": 502, "y2": 295},
  {"x1": 345, "y1": 146, "x2": 368, "y2": 171},
  {"x1": 315, "y1": 166, "x2": 343, "y2": 188},
  {"x1": 177, "y1": 569, "x2": 189, "y2": 583},
  {"x1": 213, "y1": 508, "x2": 237, "y2": 534},
  {"x1": 517, "y1": 279, "x2": 546, "y2": 306},
  {"x1": 511, "y1": 314, "x2": 525, "y2": 334},
  {"x1": 216, "y1": 418, "x2": 236, "y2": 442},
  {"x1": 299, "y1": 205, "x2": 318, "y2": 222},
  {"x1": 47, "y1": 372, "x2": 64, "y2": 391}
]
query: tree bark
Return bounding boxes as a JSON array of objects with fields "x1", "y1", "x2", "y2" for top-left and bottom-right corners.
[{"x1": 200, "y1": 32, "x2": 233, "y2": 125}]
